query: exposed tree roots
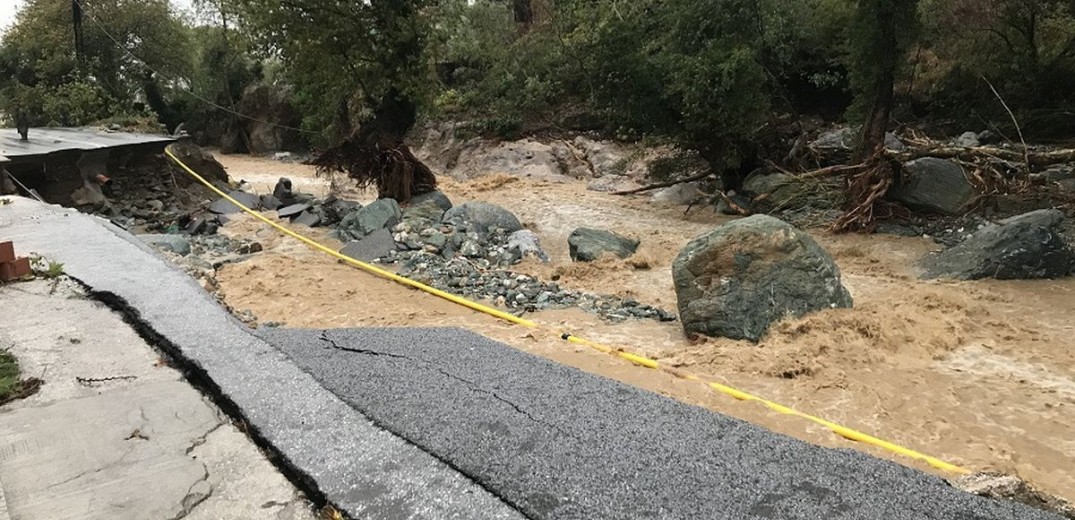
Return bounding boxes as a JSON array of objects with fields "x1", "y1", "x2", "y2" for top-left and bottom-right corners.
[{"x1": 313, "y1": 139, "x2": 436, "y2": 203}]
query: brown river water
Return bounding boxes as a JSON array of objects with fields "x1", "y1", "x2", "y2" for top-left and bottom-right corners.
[{"x1": 213, "y1": 154, "x2": 1075, "y2": 501}]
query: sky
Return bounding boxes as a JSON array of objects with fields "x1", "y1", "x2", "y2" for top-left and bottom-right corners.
[{"x1": 0, "y1": 0, "x2": 195, "y2": 36}]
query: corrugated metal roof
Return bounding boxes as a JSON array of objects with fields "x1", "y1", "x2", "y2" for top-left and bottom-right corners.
[{"x1": 0, "y1": 127, "x2": 174, "y2": 162}]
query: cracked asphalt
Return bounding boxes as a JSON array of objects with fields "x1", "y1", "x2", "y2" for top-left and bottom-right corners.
[
  {"x1": 1, "y1": 198, "x2": 1063, "y2": 519},
  {"x1": 259, "y1": 327, "x2": 1063, "y2": 520}
]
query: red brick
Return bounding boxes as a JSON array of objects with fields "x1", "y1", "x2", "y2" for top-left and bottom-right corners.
[
  {"x1": 11, "y1": 257, "x2": 30, "y2": 278},
  {"x1": 0, "y1": 258, "x2": 31, "y2": 282},
  {"x1": 0, "y1": 241, "x2": 13, "y2": 264}
]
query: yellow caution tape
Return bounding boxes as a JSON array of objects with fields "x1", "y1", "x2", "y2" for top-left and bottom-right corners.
[{"x1": 166, "y1": 147, "x2": 970, "y2": 475}]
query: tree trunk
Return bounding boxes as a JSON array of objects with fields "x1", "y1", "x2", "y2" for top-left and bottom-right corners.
[
  {"x1": 514, "y1": 0, "x2": 534, "y2": 33},
  {"x1": 313, "y1": 87, "x2": 436, "y2": 202}
]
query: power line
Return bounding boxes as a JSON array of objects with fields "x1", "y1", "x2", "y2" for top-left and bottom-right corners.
[{"x1": 72, "y1": 0, "x2": 320, "y2": 135}]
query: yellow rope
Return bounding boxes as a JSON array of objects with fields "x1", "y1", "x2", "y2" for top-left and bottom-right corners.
[{"x1": 165, "y1": 147, "x2": 970, "y2": 475}]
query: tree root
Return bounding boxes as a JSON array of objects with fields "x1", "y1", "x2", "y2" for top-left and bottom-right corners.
[{"x1": 313, "y1": 139, "x2": 436, "y2": 202}]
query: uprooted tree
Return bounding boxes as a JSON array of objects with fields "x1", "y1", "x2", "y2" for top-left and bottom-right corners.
[
  {"x1": 236, "y1": 0, "x2": 437, "y2": 202},
  {"x1": 832, "y1": 0, "x2": 920, "y2": 232}
]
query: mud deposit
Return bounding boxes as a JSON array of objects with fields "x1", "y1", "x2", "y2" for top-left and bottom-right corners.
[{"x1": 212, "y1": 153, "x2": 1075, "y2": 501}]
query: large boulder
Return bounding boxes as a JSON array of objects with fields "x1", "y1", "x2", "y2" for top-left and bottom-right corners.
[
  {"x1": 339, "y1": 199, "x2": 402, "y2": 238},
  {"x1": 673, "y1": 215, "x2": 853, "y2": 342},
  {"x1": 890, "y1": 157, "x2": 976, "y2": 215},
  {"x1": 568, "y1": 228, "x2": 639, "y2": 262},
  {"x1": 234, "y1": 84, "x2": 307, "y2": 154},
  {"x1": 922, "y1": 209, "x2": 1075, "y2": 280},
  {"x1": 166, "y1": 140, "x2": 229, "y2": 185},
  {"x1": 442, "y1": 201, "x2": 522, "y2": 233}
]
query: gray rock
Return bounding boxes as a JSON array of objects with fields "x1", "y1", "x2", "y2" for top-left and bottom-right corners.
[
  {"x1": 410, "y1": 191, "x2": 453, "y2": 211},
  {"x1": 320, "y1": 196, "x2": 361, "y2": 226},
  {"x1": 277, "y1": 203, "x2": 310, "y2": 219},
  {"x1": 999, "y1": 208, "x2": 1066, "y2": 229},
  {"x1": 209, "y1": 190, "x2": 260, "y2": 214},
  {"x1": 977, "y1": 130, "x2": 1000, "y2": 145},
  {"x1": 811, "y1": 127, "x2": 905, "y2": 152},
  {"x1": 742, "y1": 173, "x2": 791, "y2": 195},
  {"x1": 272, "y1": 178, "x2": 293, "y2": 202},
  {"x1": 422, "y1": 231, "x2": 448, "y2": 250},
  {"x1": 139, "y1": 234, "x2": 191, "y2": 256},
  {"x1": 146, "y1": 199, "x2": 164, "y2": 212},
  {"x1": 955, "y1": 131, "x2": 980, "y2": 148},
  {"x1": 569, "y1": 228, "x2": 639, "y2": 262},
  {"x1": 1032, "y1": 166, "x2": 1075, "y2": 183},
  {"x1": 292, "y1": 210, "x2": 321, "y2": 227},
  {"x1": 672, "y1": 215, "x2": 853, "y2": 342},
  {"x1": 460, "y1": 240, "x2": 484, "y2": 258},
  {"x1": 186, "y1": 217, "x2": 209, "y2": 235},
  {"x1": 339, "y1": 229, "x2": 398, "y2": 263},
  {"x1": 891, "y1": 158, "x2": 975, "y2": 215},
  {"x1": 507, "y1": 230, "x2": 549, "y2": 262},
  {"x1": 442, "y1": 201, "x2": 522, "y2": 233},
  {"x1": 650, "y1": 183, "x2": 704, "y2": 206},
  {"x1": 260, "y1": 194, "x2": 282, "y2": 211},
  {"x1": 402, "y1": 199, "x2": 447, "y2": 226},
  {"x1": 1059, "y1": 178, "x2": 1075, "y2": 191},
  {"x1": 923, "y1": 210, "x2": 1075, "y2": 280},
  {"x1": 340, "y1": 199, "x2": 403, "y2": 237}
]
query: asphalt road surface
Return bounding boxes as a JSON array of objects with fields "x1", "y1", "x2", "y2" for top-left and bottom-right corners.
[{"x1": 0, "y1": 198, "x2": 1061, "y2": 520}]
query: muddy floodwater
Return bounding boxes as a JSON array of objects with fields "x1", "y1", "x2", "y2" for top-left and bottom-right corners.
[{"x1": 214, "y1": 153, "x2": 1075, "y2": 501}]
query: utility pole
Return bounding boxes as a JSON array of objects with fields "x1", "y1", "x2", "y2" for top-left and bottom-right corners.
[{"x1": 72, "y1": 0, "x2": 85, "y2": 64}]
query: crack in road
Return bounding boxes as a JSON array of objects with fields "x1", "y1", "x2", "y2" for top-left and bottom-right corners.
[
  {"x1": 319, "y1": 330, "x2": 411, "y2": 359},
  {"x1": 317, "y1": 330, "x2": 579, "y2": 442}
]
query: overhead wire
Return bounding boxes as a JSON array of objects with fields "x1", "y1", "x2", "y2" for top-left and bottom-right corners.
[{"x1": 72, "y1": 0, "x2": 320, "y2": 136}]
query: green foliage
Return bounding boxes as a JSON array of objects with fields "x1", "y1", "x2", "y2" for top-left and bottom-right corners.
[
  {"x1": 235, "y1": 0, "x2": 437, "y2": 144},
  {"x1": 916, "y1": 0, "x2": 1075, "y2": 133},
  {"x1": 0, "y1": 0, "x2": 195, "y2": 127},
  {"x1": 0, "y1": 351, "x2": 20, "y2": 402}
]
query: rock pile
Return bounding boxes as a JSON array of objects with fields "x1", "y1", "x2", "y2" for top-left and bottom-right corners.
[{"x1": 390, "y1": 253, "x2": 675, "y2": 322}]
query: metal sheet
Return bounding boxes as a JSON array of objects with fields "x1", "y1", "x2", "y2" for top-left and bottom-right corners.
[{"x1": 0, "y1": 127, "x2": 174, "y2": 160}]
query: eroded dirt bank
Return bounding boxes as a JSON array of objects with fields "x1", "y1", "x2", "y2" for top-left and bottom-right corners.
[{"x1": 212, "y1": 153, "x2": 1075, "y2": 502}]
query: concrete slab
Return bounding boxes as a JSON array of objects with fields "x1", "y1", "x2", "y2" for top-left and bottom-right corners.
[
  {"x1": 0, "y1": 280, "x2": 315, "y2": 520},
  {"x1": 0, "y1": 380, "x2": 216, "y2": 519},
  {"x1": 0, "y1": 198, "x2": 524, "y2": 520}
]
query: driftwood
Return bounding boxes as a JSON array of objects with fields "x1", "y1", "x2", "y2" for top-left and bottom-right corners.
[
  {"x1": 612, "y1": 171, "x2": 712, "y2": 195},
  {"x1": 888, "y1": 146, "x2": 1075, "y2": 168}
]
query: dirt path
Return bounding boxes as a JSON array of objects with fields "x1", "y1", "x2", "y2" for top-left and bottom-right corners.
[{"x1": 212, "y1": 153, "x2": 1075, "y2": 501}]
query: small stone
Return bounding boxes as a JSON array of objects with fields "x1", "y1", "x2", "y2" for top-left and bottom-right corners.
[
  {"x1": 278, "y1": 203, "x2": 310, "y2": 219},
  {"x1": 292, "y1": 210, "x2": 322, "y2": 227},
  {"x1": 139, "y1": 234, "x2": 191, "y2": 256},
  {"x1": 209, "y1": 190, "x2": 260, "y2": 214},
  {"x1": 146, "y1": 199, "x2": 164, "y2": 212}
]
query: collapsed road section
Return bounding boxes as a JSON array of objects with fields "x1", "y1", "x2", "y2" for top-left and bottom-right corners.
[
  {"x1": 0, "y1": 198, "x2": 522, "y2": 520},
  {"x1": 0, "y1": 197, "x2": 1062, "y2": 520}
]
